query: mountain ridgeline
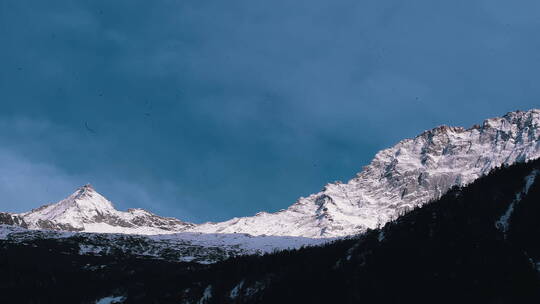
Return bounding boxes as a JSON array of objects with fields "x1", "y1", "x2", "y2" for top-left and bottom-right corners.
[
  {"x1": 4, "y1": 109, "x2": 540, "y2": 239},
  {"x1": 2, "y1": 109, "x2": 540, "y2": 303},
  {"x1": 19, "y1": 184, "x2": 194, "y2": 234},
  {"x1": 2, "y1": 158, "x2": 540, "y2": 303}
]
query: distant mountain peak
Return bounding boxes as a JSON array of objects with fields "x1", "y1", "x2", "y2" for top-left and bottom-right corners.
[
  {"x1": 77, "y1": 183, "x2": 95, "y2": 193},
  {"x1": 417, "y1": 125, "x2": 466, "y2": 140},
  {"x1": 72, "y1": 184, "x2": 100, "y2": 201},
  {"x1": 64, "y1": 184, "x2": 115, "y2": 212},
  {"x1": 20, "y1": 185, "x2": 193, "y2": 234}
]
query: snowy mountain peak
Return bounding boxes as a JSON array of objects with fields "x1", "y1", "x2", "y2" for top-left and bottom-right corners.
[
  {"x1": 20, "y1": 185, "x2": 117, "y2": 231},
  {"x1": 419, "y1": 125, "x2": 466, "y2": 138},
  {"x1": 20, "y1": 185, "x2": 194, "y2": 234},
  {"x1": 79, "y1": 183, "x2": 94, "y2": 190},
  {"x1": 67, "y1": 184, "x2": 115, "y2": 211},
  {"x1": 190, "y1": 109, "x2": 540, "y2": 238},
  {"x1": 73, "y1": 184, "x2": 96, "y2": 198}
]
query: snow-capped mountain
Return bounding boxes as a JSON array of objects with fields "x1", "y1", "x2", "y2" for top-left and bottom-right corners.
[
  {"x1": 19, "y1": 184, "x2": 193, "y2": 235},
  {"x1": 190, "y1": 109, "x2": 540, "y2": 237},
  {"x1": 6, "y1": 109, "x2": 540, "y2": 239},
  {"x1": 173, "y1": 159, "x2": 540, "y2": 304}
]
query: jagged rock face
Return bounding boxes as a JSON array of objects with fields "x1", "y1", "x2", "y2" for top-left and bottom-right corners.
[
  {"x1": 191, "y1": 109, "x2": 540, "y2": 238},
  {"x1": 0, "y1": 213, "x2": 27, "y2": 228},
  {"x1": 20, "y1": 185, "x2": 194, "y2": 234}
]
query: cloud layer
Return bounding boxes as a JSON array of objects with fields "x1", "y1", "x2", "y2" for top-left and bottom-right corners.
[{"x1": 1, "y1": 1, "x2": 539, "y2": 222}]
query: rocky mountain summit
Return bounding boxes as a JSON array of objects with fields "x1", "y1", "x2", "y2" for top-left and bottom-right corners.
[
  {"x1": 4, "y1": 109, "x2": 540, "y2": 240},
  {"x1": 191, "y1": 109, "x2": 540, "y2": 237},
  {"x1": 0, "y1": 213, "x2": 27, "y2": 228},
  {"x1": 20, "y1": 184, "x2": 193, "y2": 234}
]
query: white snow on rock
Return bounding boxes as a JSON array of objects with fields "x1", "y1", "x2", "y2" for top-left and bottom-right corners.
[
  {"x1": 0, "y1": 225, "x2": 28, "y2": 239},
  {"x1": 4, "y1": 109, "x2": 540, "y2": 245},
  {"x1": 198, "y1": 285, "x2": 212, "y2": 304},
  {"x1": 19, "y1": 184, "x2": 193, "y2": 234},
  {"x1": 495, "y1": 169, "x2": 539, "y2": 235},
  {"x1": 191, "y1": 109, "x2": 540, "y2": 237},
  {"x1": 229, "y1": 280, "x2": 245, "y2": 300},
  {"x1": 95, "y1": 296, "x2": 125, "y2": 304},
  {"x1": 0, "y1": 225, "x2": 330, "y2": 264}
]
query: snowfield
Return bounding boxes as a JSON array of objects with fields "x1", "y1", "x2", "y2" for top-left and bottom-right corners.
[{"x1": 0, "y1": 224, "x2": 331, "y2": 263}]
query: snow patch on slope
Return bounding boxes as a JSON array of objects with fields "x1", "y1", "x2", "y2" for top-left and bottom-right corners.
[
  {"x1": 198, "y1": 285, "x2": 212, "y2": 304},
  {"x1": 0, "y1": 225, "x2": 331, "y2": 263},
  {"x1": 496, "y1": 169, "x2": 539, "y2": 235},
  {"x1": 229, "y1": 280, "x2": 245, "y2": 300},
  {"x1": 95, "y1": 296, "x2": 125, "y2": 304}
]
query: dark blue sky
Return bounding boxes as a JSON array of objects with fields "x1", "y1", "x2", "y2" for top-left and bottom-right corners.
[{"x1": 1, "y1": 0, "x2": 539, "y2": 222}]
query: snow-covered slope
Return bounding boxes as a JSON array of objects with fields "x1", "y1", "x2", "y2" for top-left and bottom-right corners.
[
  {"x1": 0, "y1": 225, "x2": 329, "y2": 263},
  {"x1": 10, "y1": 109, "x2": 540, "y2": 239},
  {"x1": 20, "y1": 184, "x2": 193, "y2": 234},
  {"x1": 191, "y1": 109, "x2": 540, "y2": 237}
]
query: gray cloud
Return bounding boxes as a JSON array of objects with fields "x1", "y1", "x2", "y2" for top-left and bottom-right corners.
[
  {"x1": 0, "y1": 147, "x2": 77, "y2": 212},
  {"x1": 0, "y1": 140, "x2": 196, "y2": 221},
  {"x1": 0, "y1": 0, "x2": 539, "y2": 222}
]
